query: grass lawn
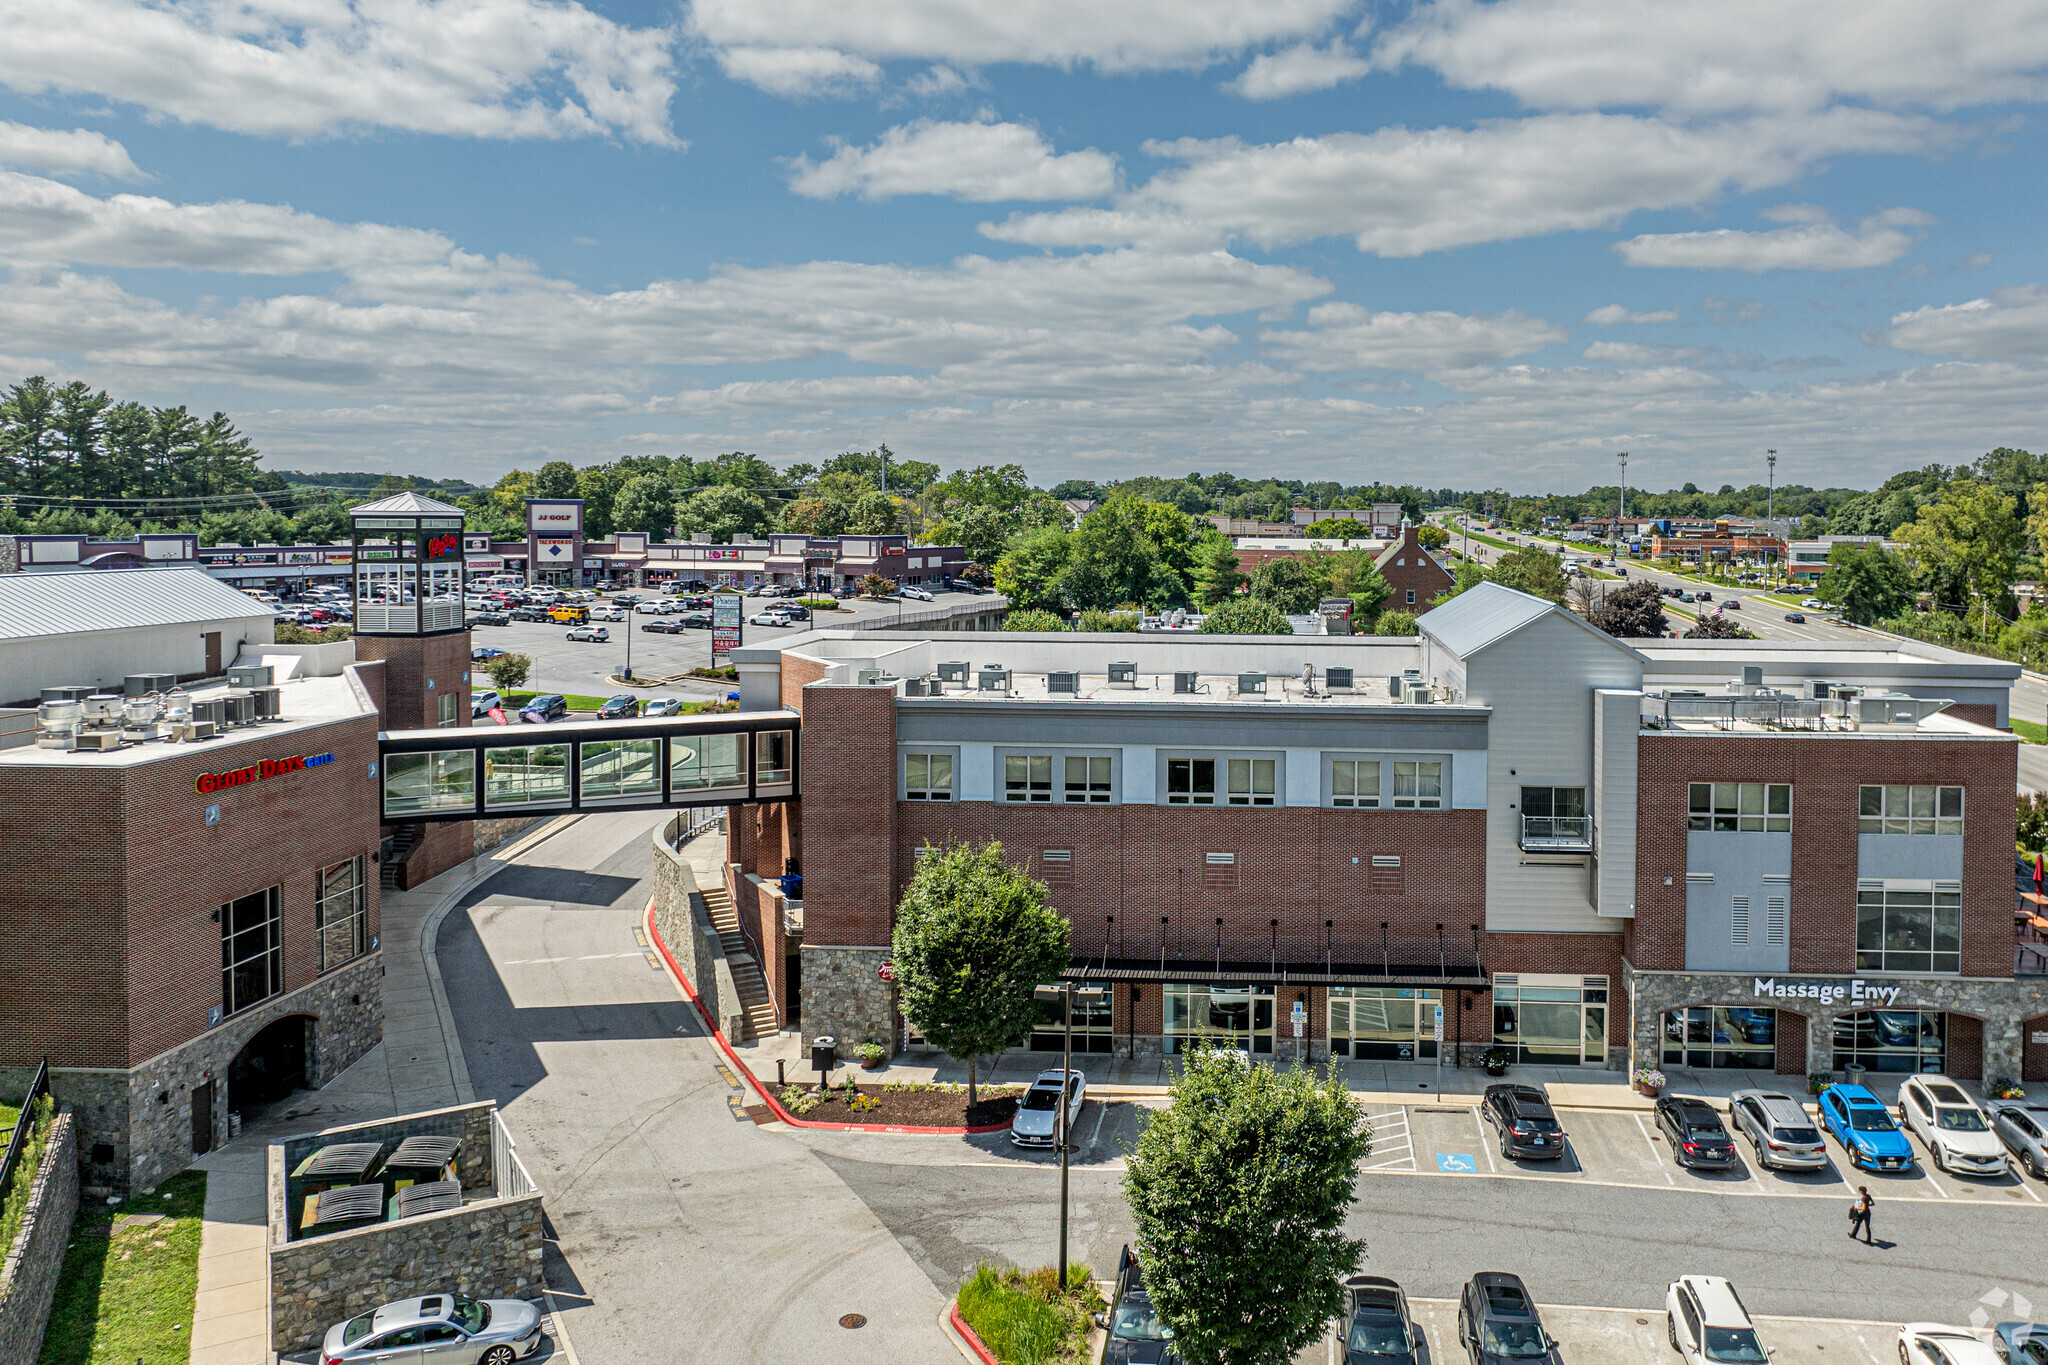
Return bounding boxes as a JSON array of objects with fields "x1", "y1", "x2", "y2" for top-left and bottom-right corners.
[
  {"x1": 0, "y1": 1101, "x2": 18, "y2": 1137},
  {"x1": 2012, "y1": 717, "x2": 2047, "y2": 744},
  {"x1": 501, "y1": 689, "x2": 614, "y2": 712},
  {"x1": 40, "y1": 1168, "x2": 206, "y2": 1365}
]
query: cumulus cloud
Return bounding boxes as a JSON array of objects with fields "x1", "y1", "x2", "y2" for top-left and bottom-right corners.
[
  {"x1": 1615, "y1": 205, "x2": 1933, "y2": 272},
  {"x1": 0, "y1": 122, "x2": 142, "y2": 180},
  {"x1": 1373, "y1": 0, "x2": 2048, "y2": 115},
  {"x1": 982, "y1": 110, "x2": 1942, "y2": 257},
  {"x1": 1584, "y1": 304, "x2": 1679, "y2": 325},
  {"x1": 0, "y1": 0, "x2": 682, "y2": 144},
  {"x1": 1581, "y1": 341, "x2": 1837, "y2": 372},
  {"x1": 1228, "y1": 43, "x2": 1370, "y2": 99},
  {"x1": 714, "y1": 46, "x2": 881, "y2": 98},
  {"x1": 687, "y1": 0, "x2": 1355, "y2": 94},
  {"x1": 1880, "y1": 285, "x2": 2048, "y2": 360},
  {"x1": 785, "y1": 120, "x2": 1116, "y2": 202},
  {"x1": 1262, "y1": 303, "x2": 1565, "y2": 372}
]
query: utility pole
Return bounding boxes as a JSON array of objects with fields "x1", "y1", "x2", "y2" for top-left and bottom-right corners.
[
  {"x1": 1616, "y1": 451, "x2": 1629, "y2": 521},
  {"x1": 1766, "y1": 449, "x2": 1778, "y2": 585}
]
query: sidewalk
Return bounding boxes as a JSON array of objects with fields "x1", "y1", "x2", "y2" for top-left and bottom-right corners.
[{"x1": 186, "y1": 818, "x2": 574, "y2": 1365}]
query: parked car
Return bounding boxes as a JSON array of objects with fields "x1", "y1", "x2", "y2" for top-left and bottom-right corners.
[
  {"x1": 1480, "y1": 1084, "x2": 1567, "y2": 1160},
  {"x1": 749, "y1": 610, "x2": 793, "y2": 627},
  {"x1": 1991, "y1": 1322, "x2": 2048, "y2": 1365},
  {"x1": 1728, "y1": 1089, "x2": 1828, "y2": 1171},
  {"x1": 1784, "y1": 611, "x2": 1806, "y2": 623},
  {"x1": 1818, "y1": 1083, "x2": 1915, "y2": 1172},
  {"x1": 641, "y1": 619, "x2": 685, "y2": 634},
  {"x1": 518, "y1": 694, "x2": 568, "y2": 723},
  {"x1": 1990, "y1": 1100, "x2": 2048, "y2": 1179},
  {"x1": 1901, "y1": 1325, "x2": 2003, "y2": 1365},
  {"x1": 900, "y1": 584, "x2": 935, "y2": 601},
  {"x1": 471, "y1": 646, "x2": 507, "y2": 662},
  {"x1": 635, "y1": 599, "x2": 675, "y2": 614},
  {"x1": 1802, "y1": 597, "x2": 1825, "y2": 609},
  {"x1": 1343, "y1": 1275, "x2": 1420, "y2": 1365},
  {"x1": 467, "y1": 611, "x2": 510, "y2": 627},
  {"x1": 643, "y1": 697, "x2": 687, "y2": 717},
  {"x1": 1095, "y1": 1245, "x2": 1180, "y2": 1365},
  {"x1": 780, "y1": 604, "x2": 811, "y2": 621},
  {"x1": 1898, "y1": 1075, "x2": 2008, "y2": 1177},
  {"x1": 678, "y1": 612, "x2": 713, "y2": 629},
  {"x1": 590, "y1": 606, "x2": 625, "y2": 622},
  {"x1": 1456, "y1": 1273, "x2": 1561, "y2": 1365},
  {"x1": 1655, "y1": 1095, "x2": 1737, "y2": 1170},
  {"x1": 565, "y1": 625, "x2": 610, "y2": 643},
  {"x1": 596, "y1": 695, "x2": 639, "y2": 720},
  {"x1": 511, "y1": 605, "x2": 551, "y2": 622},
  {"x1": 471, "y1": 688, "x2": 503, "y2": 719},
  {"x1": 612, "y1": 593, "x2": 645, "y2": 607},
  {"x1": 1666, "y1": 1276, "x2": 1766, "y2": 1365},
  {"x1": 1010, "y1": 1067, "x2": 1086, "y2": 1148},
  {"x1": 322, "y1": 1293, "x2": 544, "y2": 1365}
]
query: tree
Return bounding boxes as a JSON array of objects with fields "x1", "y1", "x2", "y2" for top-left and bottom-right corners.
[
  {"x1": 675, "y1": 484, "x2": 773, "y2": 543},
  {"x1": 484, "y1": 653, "x2": 532, "y2": 693},
  {"x1": 1374, "y1": 610, "x2": 1418, "y2": 636},
  {"x1": 933, "y1": 502, "x2": 1016, "y2": 566},
  {"x1": 859, "y1": 573, "x2": 894, "y2": 599},
  {"x1": 1683, "y1": 612, "x2": 1752, "y2": 639},
  {"x1": 1895, "y1": 480, "x2": 2020, "y2": 628},
  {"x1": 1124, "y1": 1050, "x2": 1371, "y2": 1365},
  {"x1": 1246, "y1": 557, "x2": 1330, "y2": 615},
  {"x1": 2019, "y1": 791, "x2": 2048, "y2": 853},
  {"x1": 1818, "y1": 542, "x2": 1916, "y2": 624},
  {"x1": 890, "y1": 841, "x2": 1071, "y2": 1104},
  {"x1": 995, "y1": 524, "x2": 1073, "y2": 612},
  {"x1": 1058, "y1": 497, "x2": 1199, "y2": 610},
  {"x1": 1589, "y1": 580, "x2": 1669, "y2": 637},
  {"x1": 1324, "y1": 548, "x2": 1390, "y2": 621},
  {"x1": 1415, "y1": 523, "x2": 1449, "y2": 551},
  {"x1": 1002, "y1": 608, "x2": 1069, "y2": 631},
  {"x1": 1191, "y1": 533, "x2": 1245, "y2": 606},
  {"x1": 845, "y1": 489, "x2": 905, "y2": 535},
  {"x1": 1199, "y1": 597, "x2": 1291, "y2": 635},
  {"x1": 534, "y1": 460, "x2": 578, "y2": 500},
  {"x1": 611, "y1": 474, "x2": 677, "y2": 537},
  {"x1": 1486, "y1": 548, "x2": 1569, "y2": 605}
]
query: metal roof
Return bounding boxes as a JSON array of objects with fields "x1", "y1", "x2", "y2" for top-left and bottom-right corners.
[
  {"x1": 1416, "y1": 581, "x2": 1560, "y2": 658},
  {"x1": 349, "y1": 491, "x2": 465, "y2": 516},
  {"x1": 0, "y1": 568, "x2": 274, "y2": 643}
]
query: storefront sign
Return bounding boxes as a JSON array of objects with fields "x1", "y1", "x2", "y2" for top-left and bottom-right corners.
[
  {"x1": 325, "y1": 551, "x2": 354, "y2": 564},
  {"x1": 537, "y1": 537, "x2": 574, "y2": 561},
  {"x1": 1752, "y1": 977, "x2": 1903, "y2": 1007},
  {"x1": 195, "y1": 751, "x2": 334, "y2": 795},
  {"x1": 705, "y1": 548, "x2": 743, "y2": 561},
  {"x1": 425, "y1": 531, "x2": 462, "y2": 560},
  {"x1": 878, "y1": 961, "x2": 896, "y2": 982},
  {"x1": 529, "y1": 503, "x2": 581, "y2": 532},
  {"x1": 711, "y1": 593, "x2": 743, "y2": 664},
  {"x1": 280, "y1": 549, "x2": 325, "y2": 565}
]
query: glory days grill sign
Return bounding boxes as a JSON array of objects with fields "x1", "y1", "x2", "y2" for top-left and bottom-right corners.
[{"x1": 1753, "y1": 977, "x2": 1904, "y2": 1007}]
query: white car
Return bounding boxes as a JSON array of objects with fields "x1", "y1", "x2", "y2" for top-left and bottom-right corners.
[
  {"x1": 900, "y1": 584, "x2": 935, "y2": 601},
  {"x1": 589, "y1": 606, "x2": 625, "y2": 622},
  {"x1": 1666, "y1": 1276, "x2": 1767, "y2": 1365},
  {"x1": 1009, "y1": 1068, "x2": 1086, "y2": 1148},
  {"x1": 1901, "y1": 1325, "x2": 2002, "y2": 1365},
  {"x1": 1801, "y1": 597, "x2": 1825, "y2": 609},
  {"x1": 749, "y1": 610, "x2": 793, "y2": 627},
  {"x1": 1898, "y1": 1075, "x2": 2009, "y2": 1177},
  {"x1": 634, "y1": 599, "x2": 675, "y2": 614},
  {"x1": 565, "y1": 625, "x2": 609, "y2": 643}
]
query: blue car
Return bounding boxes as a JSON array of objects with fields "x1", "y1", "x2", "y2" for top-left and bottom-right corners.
[
  {"x1": 1818, "y1": 1084, "x2": 1916, "y2": 1172},
  {"x1": 1992, "y1": 1321, "x2": 2047, "y2": 1365}
]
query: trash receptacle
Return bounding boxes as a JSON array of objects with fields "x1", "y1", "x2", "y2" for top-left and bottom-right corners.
[
  {"x1": 1844, "y1": 1062, "x2": 1867, "y2": 1085},
  {"x1": 811, "y1": 1035, "x2": 837, "y2": 1075}
]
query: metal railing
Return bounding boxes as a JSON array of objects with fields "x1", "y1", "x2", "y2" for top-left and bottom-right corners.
[
  {"x1": 0, "y1": 1058, "x2": 51, "y2": 1225},
  {"x1": 491, "y1": 1109, "x2": 536, "y2": 1198},
  {"x1": 1519, "y1": 815, "x2": 1593, "y2": 851},
  {"x1": 848, "y1": 595, "x2": 1010, "y2": 631}
]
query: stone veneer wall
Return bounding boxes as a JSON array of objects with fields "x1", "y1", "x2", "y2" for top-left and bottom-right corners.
[
  {"x1": 280, "y1": 1103, "x2": 495, "y2": 1207},
  {"x1": 650, "y1": 821, "x2": 747, "y2": 1041},
  {"x1": 473, "y1": 814, "x2": 546, "y2": 858},
  {"x1": 0, "y1": 1113, "x2": 77, "y2": 1365},
  {"x1": 798, "y1": 945, "x2": 896, "y2": 1053}
]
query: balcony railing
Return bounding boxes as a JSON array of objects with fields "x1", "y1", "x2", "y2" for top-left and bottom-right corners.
[{"x1": 1520, "y1": 815, "x2": 1593, "y2": 852}]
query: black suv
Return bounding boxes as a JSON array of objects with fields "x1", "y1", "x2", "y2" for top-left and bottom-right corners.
[
  {"x1": 1096, "y1": 1245, "x2": 1180, "y2": 1365},
  {"x1": 1456, "y1": 1273, "x2": 1561, "y2": 1365},
  {"x1": 1343, "y1": 1275, "x2": 1419, "y2": 1365},
  {"x1": 510, "y1": 605, "x2": 551, "y2": 622},
  {"x1": 1656, "y1": 1095, "x2": 1737, "y2": 1170},
  {"x1": 1481, "y1": 1084, "x2": 1567, "y2": 1160},
  {"x1": 518, "y1": 693, "x2": 568, "y2": 723}
]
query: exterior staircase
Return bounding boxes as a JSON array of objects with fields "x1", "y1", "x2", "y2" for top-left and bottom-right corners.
[
  {"x1": 702, "y1": 883, "x2": 779, "y2": 1042},
  {"x1": 379, "y1": 824, "x2": 421, "y2": 892}
]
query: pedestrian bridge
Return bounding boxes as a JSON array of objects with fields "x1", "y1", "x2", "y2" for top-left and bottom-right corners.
[{"x1": 377, "y1": 711, "x2": 798, "y2": 823}]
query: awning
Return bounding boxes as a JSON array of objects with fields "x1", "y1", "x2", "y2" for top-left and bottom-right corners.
[{"x1": 1058, "y1": 955, "x2": 1488, "y2": 990}]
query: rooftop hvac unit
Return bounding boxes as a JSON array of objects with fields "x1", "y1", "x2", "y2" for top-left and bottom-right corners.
[
  {"x1": 226, "y1": 664, "x2": 274, "y2": 689},
  {"x1": 221, "y1": 692, "x2": 257, "y2": 727},
  {"x1": 1237, "y1": 672, "x2": 1267, "y2": 695},
  {"x1": 124, "y1": 673, "x2": 179, "y2": 697},
  {"x1": 75, "y1": 729, "x2": 125, "y2": 752},
  {"x1": 1107, "y1": 661, "x2": 1137, "y2": 688},
  {"x1": 937, "y1": 661, "x2": 969, "y2": 684},
  {"x1": 1387, "y1": 675, "x2": 1405, "y2": 699},
  {"x1": 1326, "y1": 667, "x2": 1355, "y2": 692},
  {"x1": 857, "y1": 669, "x2": 883, "y2": 685},
  {"x1": 188, "y1": 698, "x2": 228, "y2": 730},
  {"x1": 249, "y1": 686, "x2": 283, "y2": 720},
  {"x1": 40, "y1": 685, "x2": 93, "y2": 704},
  {"x1": 1048, "y1": 670, "x2": 1080, "y2": 694},
  {"x1": 1174, "y1": 671, "x2": 1199, "y2": 694},
  {"x1": 978, "y1": 668, "x2": 1010, "y2": 692},
  {"x1": 81, "y1": 694, "x2": 123, "y2": 725},
  {"x1": 902, "y1": 677, "x2": 929, "y2": 696},
  {"x1": 180, "y1": 720, "x2": 217, "y2": 741},
  {"x1": 1741, "y1": 665, "x2": 1764, "y2": 686},
  {"x1": 1804, "y1": 679, "x2": 1832, "y2": 700},
  {"x1": 1403, "y1": 683, "x2": 1432, "y2": 705}
]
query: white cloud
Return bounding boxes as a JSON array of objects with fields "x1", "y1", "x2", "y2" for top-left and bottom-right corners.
[
  {"x1": 1581, "y1": 341, "x2": 1836, "y2": 372},
  {"x1": 785, "y1": 120, "x2": 1116, "y2": 202},
  {"x1": 1228, "y1": 43, "x2": 1370, "y2": 100},
  {"x1": 687, "y1": 0, "x2": 1355, "y2": 94},
  {"x1": 1881, "y1": 285, "x2": 2048, "y2": 360},
  {"x1": 713, "y1": 46, "x2": 881, "y2": 99},
  {"x1": 0, "y1": 0, "x2": 681, "y2": 144},
  {"x1": 982, "y1": 109, "x2": 1942, "y2": 257},
  {"x1": 1373, "y1": 0, "x2": 2048, "y2": 115},
  {"x1": 904, "y1": 65, "x2": 976, "y2": 99},
  {"x1": 0, "y1": 122, "x2": 142, "y2": 180},
  {"x1": 1615, "y1": 205, "x2": 1933, "y2": 272},
  {"x1": 1584, "y1": 304, "x2": 1679, "y2": 326},
  {"x1": 1262, "y1": 302, "x2": 1565, "y2": 372}
]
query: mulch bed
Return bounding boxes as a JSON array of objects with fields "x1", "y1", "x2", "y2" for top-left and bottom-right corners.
[{"x1": 751, "y1": 1085, "x2": 1021, "y2": 1128}]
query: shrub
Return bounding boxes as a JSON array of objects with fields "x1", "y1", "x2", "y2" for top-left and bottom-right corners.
[
  {"x1": 1374, "y1": 610, "x2": 1419, "y2": 636},
  {"x1": 1074, "y1": 608, "x2": 1141, "y2": 632},
  {"x1": 484, "y1": 652, "x2": 533, "y2": 693},
  {"x1": 1807, "y1": 1073, "x2": 1832, "y2": 1096},
  {"x1": 1002, "y1": 608, "x2": 1069, "y2": 632},
  {"x1": 855, "y1": 1042, "x2": 887, "y2": 1064},
  {"x1": 0, "y1": 1094, "x2": 55, "y2": 1262},
  {"x1": 955, "y1": 1262, "x2": 1104, "y2": 1365},
  {"x1": 778, "y1": 1087, "x2": 822, "y2": 1115},
  {"x1": 1198, "y1": 596, "x2": 1291, "y2": 635},
  {"x1": 274, "y1": 622, "x2": 353, "y2": 644},
  {"x1": 859, "y1": 573, "x2": 894, "y2": 600}
]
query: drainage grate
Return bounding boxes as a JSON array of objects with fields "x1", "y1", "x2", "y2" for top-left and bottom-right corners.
[{"x1": 840, "y1": 1314, "x2": 867, "y2": 1329}]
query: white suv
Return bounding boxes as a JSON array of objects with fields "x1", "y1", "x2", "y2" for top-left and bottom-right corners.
[
  {"x1": 1666, "y1": 1276, "x2": 1766, "y2": 1365},
  {"x1": 1898, "y1": 1075, "x2": 2008, "y2": 1177}
]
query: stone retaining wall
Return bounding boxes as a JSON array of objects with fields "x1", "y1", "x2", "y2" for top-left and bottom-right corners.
[
  {"x1": 0, "y1": 1112, "x2": 78, "y2": 1365},
  {"x1": 651, "y1": 820, "x2": 748, "y2": 1039}
]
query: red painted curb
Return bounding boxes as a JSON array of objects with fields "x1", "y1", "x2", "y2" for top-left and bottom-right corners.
[
  {"x1": 949, "y1": 1304, "x2": 1001, "y2": 1365},
  {"x1": 644, "y1": 897, "x2": 1012, "y2": 1136}
]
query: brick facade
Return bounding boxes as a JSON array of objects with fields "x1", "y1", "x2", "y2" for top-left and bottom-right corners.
[{"x1": 1373, "y1": 526, "x2": 1455, "y2": 612}]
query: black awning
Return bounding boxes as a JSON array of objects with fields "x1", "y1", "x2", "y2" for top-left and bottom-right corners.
[{"x1": 1058, "y1": 956, "x2": 1487, "y2": 990}]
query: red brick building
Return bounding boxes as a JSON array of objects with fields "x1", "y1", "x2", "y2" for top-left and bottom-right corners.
[{"x1": 1373, "y1": 524, "x2": 1456, "y2": 613}]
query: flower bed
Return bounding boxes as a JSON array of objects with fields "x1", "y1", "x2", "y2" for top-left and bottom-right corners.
[{"x1": 772, "y1": 1080, "x2": 1020, "y2": 1127}]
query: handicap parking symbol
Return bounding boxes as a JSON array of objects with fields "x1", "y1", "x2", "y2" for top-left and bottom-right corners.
[{"x1": 1437, "y1": 1153, "x2": 1478, "y2": 1174}]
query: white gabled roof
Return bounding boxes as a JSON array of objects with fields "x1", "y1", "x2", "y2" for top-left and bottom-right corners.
[
  {"x1": 0, "y1": 568, "x2": 273, "y2": 643},
  {"x1": 350, "y1": 490, "x2": 466, "y2": 516},
  {"x1": 1417, "y1": 580, "x2": 1644, "y2": 662}
]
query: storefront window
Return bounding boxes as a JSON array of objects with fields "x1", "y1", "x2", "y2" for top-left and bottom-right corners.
[
  {"x1": 1832, "y1": 1010, "x2": 1945, "y2": 1073},
  {"x1": 1329, "y1": 987, "x2": 1439, "y2": 1060},
  {"x1": 383, "y1": 750, "x2": 475, "y2": 814},
  {"x1": 1493, "y1": 976, "x2": 1606, "y2": 1065},
  {"x1": 483, "y1": 744, "x2": 570, "y2": 809},
  {"x1": 1661, "y1": 1007, "x2": 1776, "y2": 1069},
  {"x1": 1030, "y1": 982, "x2": 1114, "y2": 1054},
  {"x1": 1164, "y1": 984, "x2": 1273, "y2": 1055},
  {"x1": 579, "y1": 739, "x2": 660, "y2": 803},
  {"x1": 672, "y1": 733, "x2": 746, "y2": 792},
  {"x1": 1856, "y1": 887, "x2": 1962, "y2": 973}
]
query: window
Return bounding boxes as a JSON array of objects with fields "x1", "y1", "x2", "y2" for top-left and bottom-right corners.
[
  {"x1": 1661, "y1": 1007, "x2": 1776, "y2": 1069},
  {"x1": 1168, "y1": 758, "x2": 1216, "y2": 804},
  {"x1": 757, "y1": 730, "x2": 793, "y2": 786},
  {"x1": 483, "y1": 744, "x2": 570, "y2": 809},
  {"x1": 1859, "y1": 785, "x2": 1963, "y2": 836},
  {"x1": 315, "y1": 857, "x2": 366, "y2": 973},
  {"x1": 580, "y1": 739, "x2": 660, "y2": 803},
  {"x1": 1857, "y1": 884, "x2": 1962, "y2": 973},
  {"x1": 1392, "y1": 760, "x2": 1442, "y2": 809},
  {"x1": 1520, "y1": 787, "x2": 1587, "y2": 846},
  {"x1": 1227, "y1": 758, "x2": 1275, "y2": 805},
  {"x1": 1063, "y1": 755, "x2": 1112, "y2": 803},
  {"x1": 904, "y1": 751, "x2": 953, "y2": 801},
  {"x1": 1832, "y1": 1009, "x2": 1945, "y2": 1073},
  {"x1": 1405, "y1": 589, "x2": 1416, "y2": 605},
  {"x1": 673, "y1": 733, "x2": 746, "y2": 791},
  {"x1": 1687, "y1": 782, "x2": 1792, "y2": 832},
  {"x1": 382, "y1": 750, "x2": 475, "y2": 815},
  {"x1": 222, "y1": 886, "x2": 282, "y2": 1017},
  {"x1": 1006, "y1": 754, "x2": 1053, "y2": 802},
  {"x1": 1332, "y1": 760, "x2": 1380, "y2": 807},
  {"x1": 437, "y1": 693, "x2": 459, "y2": 728}
]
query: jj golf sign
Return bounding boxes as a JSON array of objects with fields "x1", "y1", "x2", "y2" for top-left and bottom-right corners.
[{"x1": 1752, "y1": 977, "x2": 1904, "y2": 1007}]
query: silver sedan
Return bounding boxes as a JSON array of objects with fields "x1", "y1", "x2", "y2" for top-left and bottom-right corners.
[{"x1": 322, "y1": 1294, "x2": 544, "y2": 1365}]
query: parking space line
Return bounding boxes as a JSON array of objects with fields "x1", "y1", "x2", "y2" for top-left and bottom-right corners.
[
  {"x1": 1474, "y1": 1108, "x2": 1497, "y2": 1174},
  {"x1": 1633, "y1": 1113, "x2": 1676, "y2": 1186},
  {"x1": 1087, "y1": 1101, "x2": 1109, "y2": 1151},
  {"x1": 1854, "y1": 1329, "x2": 1884, "y2": 1365},
  {"x1": 1362, "y1": 1108, "x2": 1416, "y2": 1172}
]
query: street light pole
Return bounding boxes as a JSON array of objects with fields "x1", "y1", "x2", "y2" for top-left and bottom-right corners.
[
  {"x1": 1616, "y1": 451, "x2": 1629, "y2": 522},
  {"x1": 1036, "y1": 981, "x2": 1104, "y2": 1289}
]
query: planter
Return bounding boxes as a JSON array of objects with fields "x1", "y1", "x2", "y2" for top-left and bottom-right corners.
[
  {"x1": 860, "y1": 1057, "x2": 887, "y2": 1071},
  {"x1": 1483, "y1": 1062, "x2": 1507, "y2": 1078},
  {"x1": 1639, "y1": 1083, "x2": 1662, "y2": 1098}
]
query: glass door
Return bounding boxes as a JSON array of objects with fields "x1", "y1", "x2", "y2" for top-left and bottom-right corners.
[
  {"x1": 1329, "y1": 988, "x2": 1439, "y2": 1060},
  {"x1": 1164, "y1": 984, "x2": 1275, "y2": 1055}
]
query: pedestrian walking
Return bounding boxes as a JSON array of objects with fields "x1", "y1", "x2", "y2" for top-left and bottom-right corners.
[{"x1": 1848, "y1": 1186, "x2": 1874, "y2": 1244}]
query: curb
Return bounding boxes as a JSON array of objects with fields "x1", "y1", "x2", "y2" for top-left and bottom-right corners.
[
  {"x1": 946, "y1": 1304, "x2": 1001, "y2": 1365},
  {"x1": 643, "y1": 896, "x2": 1012, "y2": 1135}
]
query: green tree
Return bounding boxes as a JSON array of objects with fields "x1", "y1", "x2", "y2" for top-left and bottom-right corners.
[
  {"x1": 1487, "y1": 548, "x2": 1569, "y2": 605},
  {"x1": 1002, "y1": 608, "x2": 1070, "y2": 632},
  {"x1": 611, "y1": 474, "x2": 677, "y2": 537},
  {"x1": 534, "y1": 460, "x2": 579, "y2": 500},
  {"x1": 1191, "y1": 533, "x2": 1245, "y2": 606},
  {"x1": 995, "y1": 524, "x2": 1073, "y2": 612},
  {"x1": 1818, "y1": 542, "x2": 1917, "y2": 624},
  {"x1": 675, "y1": 484, "x2": 773, "y2": 543},
  {"x1": 1374, "y1": 610, "x2": 1418, "y2": 636},
  {"x1": 1124, "y1": 1050, "x2": 1371, "y2": 1365},
  {"x1": 1246, "y1": 557, "x2": 1330, "y2": 615},
  {"x1": 1415, "y1": 523, "x2": 1449, "y2": 551},
  {"x1": 931, "y1": 502, "x2": 1016, "y2": 566},
  {"x1": 1324, "y1": 548, "x2": 1390, "y2": 621},
  {"x1": 1058, "y1": 497, "x2": 1198, "y2": 610},
  {"x1": 1199, "y1": 597, "x2": 1291, "y2": 635},
  {"x1": 1589, "y1": 580, "x2": 1669, "y2": 637},
  {"x1": 890, "y1": 841, "x2": 1071, "y2": 1103},
  {"x1": 484, "y1": 653, "x2": 532, "y2": 693},
  {"x1": 1896, "y1": 480, "x2": 2021, "y2": 628},
  {"x1": 845, "y1": 489, "x2": 904, "y2": 535},
  {"x1": 859, "y1": 573, "x2": 894, "y2": 599},
  {"x1": 577, "y1": 464, "x2": 622, "y2": 539},
  {"x1": 2019, "y1": 791, "x2": 2048, "y2": 854},
  {"x1": 1682, "y1": 612, "x2": 1752, "y2": 639},
  {"x1": 1074, "y1": 608, "x2": 1141, "y2": 631}
]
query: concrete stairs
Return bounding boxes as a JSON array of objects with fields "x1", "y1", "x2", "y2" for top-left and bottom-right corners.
[{"x1": 702, "y1": 884, "x2": 778, "y2": 1042}]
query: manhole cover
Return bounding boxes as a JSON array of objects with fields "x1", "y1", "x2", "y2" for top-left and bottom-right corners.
[
  {"x1": 840, "y1": 1314, "x2": 867, "y2": 1329},
  {"x1": 1636, "y1": 1318, "x2": 1648, "y2": 1325}
]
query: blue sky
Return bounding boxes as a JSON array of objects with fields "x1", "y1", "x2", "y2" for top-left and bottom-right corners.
[{"x1": 3, "y1": 0, "x2": 2047, "y2": 492}]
